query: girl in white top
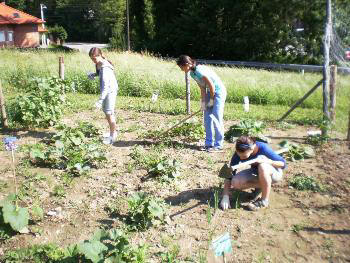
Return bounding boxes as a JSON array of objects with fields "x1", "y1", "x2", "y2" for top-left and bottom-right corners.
[{"x1": 88, "y1": 47, "x2": 118, "y2": 144}]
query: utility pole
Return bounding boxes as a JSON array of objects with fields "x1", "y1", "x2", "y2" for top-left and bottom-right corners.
[
  {"x1": 322, "y1": 0, "x2": 331, "y2": 136},
  {"x1": 126, "y1": 0, "x2": 130, "y2": 51},
  {"x1": 40, "y1": 3, "x2": 47, "y2": 46}
]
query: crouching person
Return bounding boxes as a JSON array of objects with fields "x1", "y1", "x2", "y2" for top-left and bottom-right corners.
[{"x1": 220, "y1": 136, "x2": 286, "y2": 211}]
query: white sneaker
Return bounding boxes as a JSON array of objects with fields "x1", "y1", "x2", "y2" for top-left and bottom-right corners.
[{"x1": 102, "y1": 136, "x2": 115, "y2": 145}]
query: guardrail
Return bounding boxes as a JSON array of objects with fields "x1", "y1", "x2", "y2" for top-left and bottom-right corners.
[{"x1": 196, "y1": 59, "x2": 350, "y2": 75}]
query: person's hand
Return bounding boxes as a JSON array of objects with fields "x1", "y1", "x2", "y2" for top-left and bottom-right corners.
[
  {"x1": 208, "y1": 97, "x2": 214, "y2": 108},
  {"x1": 220, "y1": 195, "x2": 231, "y2": 210},
  {"x1": 95, "y1": 100, "x2": 102, "y2": 110},
  {"x1": 87, "y1": 72, "x2": 96, "y2": 80},
  {"x1": 200, "y1": 100, "x2": 206, "y2": 112}
]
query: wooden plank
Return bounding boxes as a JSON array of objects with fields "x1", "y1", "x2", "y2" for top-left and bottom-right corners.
[
  {"x1": 278, "y1": 79, "x2": 323, "y2": 122},
  {"x1": 59, "y1": 56, "x2": 65, "y2": 80},
  {"x1": 0, "y1": 80, "x2": 9, "y2": 129}
]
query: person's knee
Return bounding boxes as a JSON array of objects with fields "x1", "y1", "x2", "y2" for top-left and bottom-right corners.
[{"x1": 258, "y1": 163, "x2": 273, "y2": 175}]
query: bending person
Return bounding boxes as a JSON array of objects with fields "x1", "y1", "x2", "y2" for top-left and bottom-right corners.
[
  {"x1": 221, "y1": 136, "x2": 286, "y2": 211},
  {"x1": 176, "y1": 55, "x2": 227, "y2": 152}
]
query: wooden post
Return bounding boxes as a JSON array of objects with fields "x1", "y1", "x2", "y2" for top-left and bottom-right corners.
[
  {"x1": 322, "y1": 0, "x2": 332, "y2": 136},
  {"x1": 59, "y1": 56, "x2": 65, "y2": 80},
  {"x1": 347, "y1": 109, "x2": 350, "y2": 142},
  {"x1": 329, "y1": 65, "x2": 337, "y2": 122},
  {"x1": 0, "y1": 80, "x2": 9, "y2": 129},
  {"x1": 185, "y1": 72, "x2": 191, "y2": 114}
]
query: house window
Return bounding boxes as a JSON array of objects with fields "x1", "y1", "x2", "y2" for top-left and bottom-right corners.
[
  {"x1": 0, "y1": 31, "x2": 5, "y2": 42},
  {"x1": 8, "y1": 31, "x2": 13, "y2": 42}
]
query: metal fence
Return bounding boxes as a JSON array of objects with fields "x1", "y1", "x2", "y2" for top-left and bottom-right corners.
[{"x1": 196, "y1": 59, "x2": 350, "y2": 75}]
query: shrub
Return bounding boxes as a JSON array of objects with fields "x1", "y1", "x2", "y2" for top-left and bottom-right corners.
[
  {"x1": 48, "y1": 25, "x2": 68, "y2": 43},
  {"x1": 8, "y1": 77, "x2": 68, "y2": 128},
  {"x1": 279, "y1": 140, "x2": 315, "y2": 161}
]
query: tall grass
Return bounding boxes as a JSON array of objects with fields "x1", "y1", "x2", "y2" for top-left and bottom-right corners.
[{"x1": 0, "y1": 49, "x2": 349, "y2": 133}]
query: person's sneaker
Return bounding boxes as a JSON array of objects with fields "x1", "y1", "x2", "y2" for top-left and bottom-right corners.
[
  {"x1": 207, "y1": 147, "x2": 224, "y2": 153},
  {"x1": 199, "y1": 146, "x2": 212, "y2": 151},
  {"x1": 246, "y1": 198, "x2": 269, "y2": 211},
  {"x1": 102, "y1": 136, "x2": 116, "y2": 145},
  {"x1": 250, "y1": 188, "x2": 262, "y2": 201}
]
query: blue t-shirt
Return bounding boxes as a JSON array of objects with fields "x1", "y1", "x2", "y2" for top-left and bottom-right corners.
[
  {"x1": 230, "y1": 141, "x2": 287, "y2": 173},
  {"x1": 190, "y1": 65, "x2": 225, "y2": 95}
]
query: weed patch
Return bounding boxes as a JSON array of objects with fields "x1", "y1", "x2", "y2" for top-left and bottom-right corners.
[{"x1": 288, "y1": 173, "x2": 325, "y2": 192}]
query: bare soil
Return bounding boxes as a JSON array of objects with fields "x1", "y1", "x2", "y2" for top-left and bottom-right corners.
[{"x1": 0, "y1": 109, "x2": 349, "y2": 262}]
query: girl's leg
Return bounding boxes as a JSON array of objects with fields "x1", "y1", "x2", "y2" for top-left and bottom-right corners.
[
  {"x1": 105, "y1": 113, "x2": 116, "y2": 138},
  {"x1": 257, "y1": 163, "x2": 274, "y2": 201},
  {"x1": 212, "y1": 91, "x2": 226, "y2": 149},
  {"x1": 204, "y1": 98, "x2": 214, "y2": 147},
  {"x1": 230, "y1": 168, "x2": 260, "y2": 190}
]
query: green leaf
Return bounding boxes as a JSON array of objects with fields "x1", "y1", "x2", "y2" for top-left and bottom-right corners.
[
  {"x1": 30, "y1": 148, "x2": 45, "y2": 160},
  {"x1": 31, "y1": 205, "x2": 44, "y2": 220},
  {"x1": 148, "y1": 200, "x2": 164, "y2": 218},
  {"x1": 2, "y1": 203, "x2": 29, "y2": 232},
  {"x1": 71, "y1": 137, "x2": 82, "y2": 146},
  {"x1": 77, "y1": 240, "x2": 108, "y2": 263},
  {"x1": 55, "y1": 140, "x2": 65, "y2": 149}
]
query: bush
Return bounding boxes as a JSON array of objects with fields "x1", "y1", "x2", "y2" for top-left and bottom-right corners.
[
  {"x1": 48, "y1": 25, "x2": 68, "y2": 43},
  {"x1": 288, "y1": 173, "x2": 325, "y2": 192},
  {"x1": 8, "y1": 77, "x2": 67, "y2": 128}
]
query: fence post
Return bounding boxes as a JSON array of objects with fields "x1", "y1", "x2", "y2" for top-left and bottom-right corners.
[
  {"x1": 59, "y1": 56, "x2": 65, "y2": 80},
  {"x1": 185, "y1": 72, "x2": 191, "y2": 114},
  {"x1": 0, "y1": 80, "x2": 9, "y2": 129},
  {"x1": 347, "y1": 109, "x2": 350, "y2": 142},
  {"x1": 329, "y1": 65, "x2": 337, "y2": 122}
]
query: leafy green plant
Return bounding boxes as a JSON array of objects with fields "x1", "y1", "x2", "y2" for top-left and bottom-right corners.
[
  {"x1": 288, "y1": 173, "x2": 325, "y2": 192},
  {"x1": 9, "y1": 77, "x2": 67, "y2": 128},
  {"x1": 2, "y1": 229, "x2": 148, "y2": 263},
  {"x1": 224, "y1": 119, "x2": 266, "y2": 142},
  {"x1": 28, "y1": 123, "x2": 106, "y2": 177},
  {"x1": 0, "y1": 195, "x2": 29, "y2": 233},
  {"x1": 279, "y1": 140, "x2": 315, "y2": 161},
  {"x1": 127, "y1": 192, "x2": 166, "y2": 231},
  {"x1": 148, "y1": 158, "x2": 181, "y2": 182}
]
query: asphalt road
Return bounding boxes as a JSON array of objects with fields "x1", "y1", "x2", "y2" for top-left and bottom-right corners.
[{"x1": 62, "y1": 42, "x2": 109, "y2": 53}]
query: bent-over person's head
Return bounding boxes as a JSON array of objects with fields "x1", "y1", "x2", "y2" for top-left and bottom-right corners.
[{"x1": 235, "y1": 136, "x2": 256, "y2": 160}]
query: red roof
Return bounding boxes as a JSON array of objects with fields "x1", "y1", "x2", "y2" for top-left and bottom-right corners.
[{"x1": 0, "y1": 2, "x2": 45, "y2": 25}]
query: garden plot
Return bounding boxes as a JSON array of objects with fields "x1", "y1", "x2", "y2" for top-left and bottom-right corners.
[{"x1": 0, "y1": 108, "x2": 349, "y2": 262}]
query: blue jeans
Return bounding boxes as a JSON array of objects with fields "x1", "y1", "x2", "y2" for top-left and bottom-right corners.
[{"x1": 204, "y1": 89, "x2": 226, "y2": 148}]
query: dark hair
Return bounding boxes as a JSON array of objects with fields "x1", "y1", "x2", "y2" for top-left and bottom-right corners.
[
  {"x1": 89, "y1": 47, "x2": 114, "y2": 74},
  {"x1": 235, "y1": 136, "x2": 256, "y2": 153},
  {"x1": 176, "y1": 55, "x2": 196, "y2": 70}
]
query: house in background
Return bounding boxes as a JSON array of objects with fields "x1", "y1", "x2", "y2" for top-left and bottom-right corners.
[{"x1": 0, "y1": 1, "x2": 47, "y2": 48}]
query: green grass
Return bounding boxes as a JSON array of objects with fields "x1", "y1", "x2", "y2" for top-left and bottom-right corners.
[{"x1": 0, "y1": 49, "x2": 349, "y2": 134}]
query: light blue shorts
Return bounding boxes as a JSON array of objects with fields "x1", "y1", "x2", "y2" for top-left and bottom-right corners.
[
  {"x1": 235, "y1": 165, "x2": 283, "y2": 184},
  {"x1": 103, "y1": 92, "x2": 117, "y2": 115}
]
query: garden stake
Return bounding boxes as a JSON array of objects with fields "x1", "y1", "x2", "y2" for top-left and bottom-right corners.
[{"x1": 156, "y1": 109, "x2": 201, "y2": 140}]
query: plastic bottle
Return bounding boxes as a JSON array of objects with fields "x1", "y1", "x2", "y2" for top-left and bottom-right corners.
[{"x1": 243, "y1": 96, "x2": 249, "y2": 112}]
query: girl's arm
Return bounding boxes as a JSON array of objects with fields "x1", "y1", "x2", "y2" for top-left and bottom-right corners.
[
  {"x1": 202, "y1": 76, "x2": 215, "y2": 98},
  {"x1": 256, "y1": 144, "x2": 287, "y2": 169}
]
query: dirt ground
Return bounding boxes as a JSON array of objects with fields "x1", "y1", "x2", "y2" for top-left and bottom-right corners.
[{"x1": 0, "y1": 109, "x2": 349, "y2": 262}]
